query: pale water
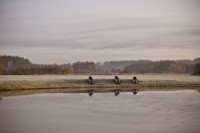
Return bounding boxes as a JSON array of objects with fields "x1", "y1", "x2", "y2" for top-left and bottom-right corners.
[{"x1": 0, "y1": 90, "x2": 200, "y2": 133}]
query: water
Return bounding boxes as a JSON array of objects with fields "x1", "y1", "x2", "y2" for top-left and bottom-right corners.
[{"x1": 0, "y1": 90, "x2": 200, "y2": 133}]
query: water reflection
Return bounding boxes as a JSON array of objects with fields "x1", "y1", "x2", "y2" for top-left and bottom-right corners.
[
  {"x1": 114, "y1": 89, "x2": 121, "y2": 96},
  {"x1": 0, "y1": 88, "x2": 139, "y2": 97},
  {"x1": 0, "y1": 90, "x2": 200, "y2": 133},
  {"x1": 1, "y1": 87, "x2": 200, "y2": 97},
  {"x1": 133, "y1": 89, "x2": 138, "y2": 95},
  {"x1": 88, "y1": 89, "x2": 94, "y2": 96},
  {"x1": 87, "y1": 89, "x2": 138, "y2": 96}
]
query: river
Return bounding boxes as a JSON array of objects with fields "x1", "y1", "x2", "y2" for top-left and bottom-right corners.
[{"x1": 0, "y1": 90, "x2": 200, "y2": 133}]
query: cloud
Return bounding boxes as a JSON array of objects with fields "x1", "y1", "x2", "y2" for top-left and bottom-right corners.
[{"x1": 0, "y1": 0, "x2": 200, "y2": 63}]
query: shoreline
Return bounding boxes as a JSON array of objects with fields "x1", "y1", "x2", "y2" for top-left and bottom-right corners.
[
  {"x1": 1, "y1": 74, "x2": 200, "y2": 97},
  {"x1": 0, "y1": 79, "x2": 200, "y2": 97},
  {"x1": 1, "y1": 78, "x2": 200, "y2": 91},
  {"x1": 1, "y1": 86, "x2": 200, "y2": 98}
]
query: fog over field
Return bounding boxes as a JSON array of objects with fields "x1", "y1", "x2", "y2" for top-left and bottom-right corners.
[{"x1": 0, "y1": 0, "x2": 200, "y2": 63}]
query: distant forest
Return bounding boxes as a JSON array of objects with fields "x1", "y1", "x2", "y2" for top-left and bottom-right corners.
[{"x1": 0, "y1": 55, "x2": 200, "y2": 75}]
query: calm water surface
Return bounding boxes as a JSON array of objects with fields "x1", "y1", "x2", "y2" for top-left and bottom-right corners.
[{"x1": 0, "y1": 90, "x2": 200, "y2": 133}]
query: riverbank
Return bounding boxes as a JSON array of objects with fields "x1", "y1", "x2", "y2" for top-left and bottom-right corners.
[
  {"x1": 1, "y1": 79, "x2": 200, "y2": 91},
  {"x1": 0, "y1": 74, "x2": 200, "y2": 92}
]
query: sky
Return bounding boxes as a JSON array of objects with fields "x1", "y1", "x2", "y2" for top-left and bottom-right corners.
[{"x1": 0, "y1": 0, "x2": 200, "y2": 64}]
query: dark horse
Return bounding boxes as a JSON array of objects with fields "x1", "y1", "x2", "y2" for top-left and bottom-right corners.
[
  {"x1": 132, "y1": 76, "x2": 138, "y2": 84},
  {"x1": 88, "y1": 76, "x2": 94, "y2": 84},
  {"x1": 114, "y1": 76, "x2": 121, "y2": 84}
]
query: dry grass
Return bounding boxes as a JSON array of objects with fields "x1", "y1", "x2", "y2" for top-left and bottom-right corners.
[
  {"x1": 0, "y1": 74, "x2": 200, "y2": 97},
  {"x1": 0, "y1": 74, "x2": 200, "y2": 92},
  {"x1": 1, "y1": 73, "x2": 200, "y2": 81}
]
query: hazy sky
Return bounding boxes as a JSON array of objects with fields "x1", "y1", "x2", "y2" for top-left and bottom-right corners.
[{"x1": 0, "y1": 0, "x2": 200, "y2": 64}]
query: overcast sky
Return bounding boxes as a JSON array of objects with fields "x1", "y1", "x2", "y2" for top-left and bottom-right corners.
[{"x1": 0, "y1": 0, "x2": 200, "y2": 64}]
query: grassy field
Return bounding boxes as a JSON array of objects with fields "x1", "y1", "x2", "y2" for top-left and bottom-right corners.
[
  {"x1": 1, "y1": 74, "x2": 200, "y2": 81},
  {"x1": 0, "y1": 74, "x2": 200, "y2": 91},
  {"x1": 0, "y1": 74, "x2": 200, "y2": 97}
]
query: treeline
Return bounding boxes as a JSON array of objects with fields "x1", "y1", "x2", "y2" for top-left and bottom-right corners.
[
  {"x1": 193, "y1": 63, "x2": 200, "y2": 75},
  {"x1": 0, "y1": 55, "x2": 98, "y2": 74},
  {"x1": 0, "y1": 55, "x2": 200, "y2": 75},
  {"x1": 124, "y1": 60, "x2": 194, "y2": 73},
  {"x1": 3, "y1": 64, "x2": 73, "y2": 75},
  {"x1": 1, "y1": 55, "x2": 32, "y2": 70}
]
